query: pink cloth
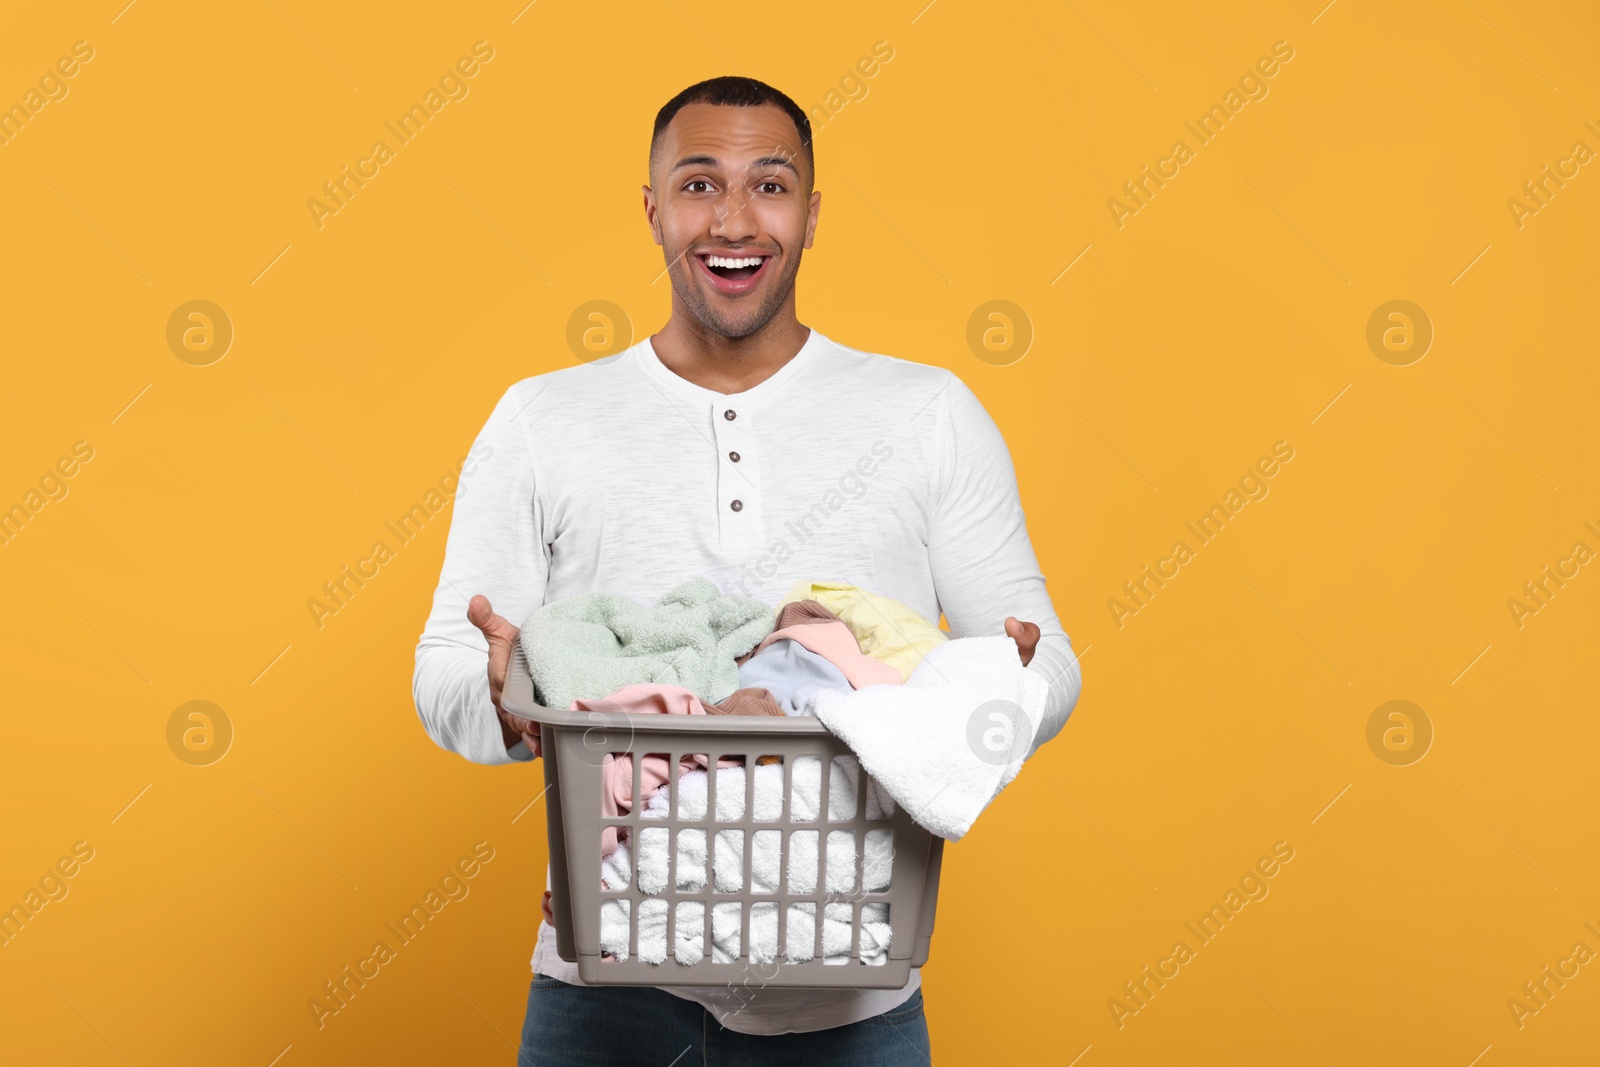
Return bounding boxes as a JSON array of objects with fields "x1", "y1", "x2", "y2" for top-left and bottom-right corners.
[
  {"x1": 745, "y1": 619, "x2": 902, "y2": 690},
  {"x1": 573, "y1": 684, "x2": 740, "y2": 858}
]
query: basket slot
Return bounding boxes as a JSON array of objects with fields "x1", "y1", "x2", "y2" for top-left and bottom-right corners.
[
  {"x1": 786, "y1": 901, "x2": 815, "y2": 963},
  {"x1": 598, "y1": 898, "x2": 630, "y2": 960},
  {"x1": 828, "y1": 756, "x2": 861, "y2": 820},
  {"x1": 674, "y1": 827, "x2": 706, "y2": 891},
  {"x1": 786, "y1": 830, "x2": 818, "y2": 894},
  {"x1": 643, "y1": 752, "x2": 667, "y2": 815},
  {"x1": 865, "y1": 828, "x2": 893, "y2": 891},
  {"x1": 827, "y1": 829, "x2": 858, "y2": 894},
  {"x1": 599, "y1": 829, "x2": 631, "y2": 890},
  {"x1": 675, "y1": 754, "x2": 708, "y2": 820},
  {"x1": 862, "y1": 903, "x2": 890, "y2": 965},
  {"x1": 823, "y1": 901, "x2": 853, "y2": 965},
  {"x1": 675, "y1": 900, "x2": 706, "y2": 964},
  {"x1": 754, "y1": 754, "x2": 783, "y2": 822},
  {"x1": 751, "y1": 829, "x2": 780, "y2": 894},
  {"x1": 713, "y1": 829, "x2": 744, "y2": 892},
  {"x1": 637, "y1": 827, "x2": 669, "y2": 895},
  {"x1": 639, "y1": 898, "x2": 668, "y2": 963},
  {"x1": 711, "y1": 900, "x2": 741, "y2": 961},
  {"x1": 790, "y1": 755, "x2": 822, "y2": 821},
  {"x1": 714, "y1": 756, "x2": 747, "y2": 821},
  {"x1": 751, "y1": 900, "x2": 777, "y2": 964}
]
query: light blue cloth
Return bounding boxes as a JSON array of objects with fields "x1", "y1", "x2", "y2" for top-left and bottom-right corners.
[
  {"x1": 519, "y1": 577, "x2": 774, "y2": 710},
  {"x1": 736, "y1": 638, "x2": 854, "y2": 716}
]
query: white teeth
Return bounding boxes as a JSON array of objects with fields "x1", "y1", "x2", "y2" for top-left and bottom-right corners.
[{"x1": 705, "y1": 255, "x2": 763, "y2": 269}]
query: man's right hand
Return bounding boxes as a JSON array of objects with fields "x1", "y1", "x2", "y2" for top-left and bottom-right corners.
[{"x1": 468, "y1": 594, "x2": 541, "y2": 758}]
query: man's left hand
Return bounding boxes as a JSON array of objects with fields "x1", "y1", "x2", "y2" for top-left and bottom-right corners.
[{"x1": 1005, "y1": 616, "x2": 1040, "y2": 666}]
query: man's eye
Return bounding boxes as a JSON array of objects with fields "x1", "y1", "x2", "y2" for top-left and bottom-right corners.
[
  {"x1": 758, "y1": 181, "x2": 784, "y2": 194},
  {"x1": 684, "y1": 180, "x2": 713, "y2": 193}
]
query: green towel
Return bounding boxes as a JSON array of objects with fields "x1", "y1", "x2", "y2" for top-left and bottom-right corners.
[{"x1": 520, "y1": 577, "x2": 776, "y2": 710}]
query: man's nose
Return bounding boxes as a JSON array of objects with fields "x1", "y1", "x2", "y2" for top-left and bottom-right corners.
[{"x1": 710, "y1": 188, "x2": 757, "y2": 241}]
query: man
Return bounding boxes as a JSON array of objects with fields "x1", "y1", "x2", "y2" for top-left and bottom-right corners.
[{"x1": 412, "y1": 75, "x2": 1082, "y2": 1064}]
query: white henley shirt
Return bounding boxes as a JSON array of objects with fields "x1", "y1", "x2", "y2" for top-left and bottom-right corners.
[{"x1": 411, "y1": 326, "x2": 1082, "y2": 1035}]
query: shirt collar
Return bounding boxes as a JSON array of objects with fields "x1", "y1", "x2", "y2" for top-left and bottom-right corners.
[{"x1": 633, "y1": 326, "x2": 826, "y2": 409}]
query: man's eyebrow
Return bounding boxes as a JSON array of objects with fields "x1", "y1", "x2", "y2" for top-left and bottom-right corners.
[
  {"x1": 669, "y1": 154, "x2": 722, "y2": 174},
  {"x1": 751, "y1": 155, "x2": 800, "y2": 176},
  {"x1": 669, "y1": 154, "x2": 800, "y2": 176}
]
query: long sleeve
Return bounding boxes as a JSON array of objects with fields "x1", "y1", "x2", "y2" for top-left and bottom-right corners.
[
  {"x1": 412, "y1": 381, "x2": 551, "y2": 765},
  {"x1": 925, "y1": 375, "x2": 1082, "y2": 761}
]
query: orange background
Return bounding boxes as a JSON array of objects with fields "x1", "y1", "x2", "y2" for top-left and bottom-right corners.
[{"x1": 2, "y1": 1, "x2": 1597, "y2": 1064}]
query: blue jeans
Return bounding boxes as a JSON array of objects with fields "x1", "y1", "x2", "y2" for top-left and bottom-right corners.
[{"x1": 515, "y1": 972, "x2": 932, "y2": 1065}]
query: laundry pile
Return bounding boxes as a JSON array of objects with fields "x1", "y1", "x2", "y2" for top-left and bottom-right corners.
[
  {"x1": 518, "y1": 576, "x2": 1049, "y2": 965},
  {"x1": 521, "y1": 577, "x2": 948, "y2": 724}
]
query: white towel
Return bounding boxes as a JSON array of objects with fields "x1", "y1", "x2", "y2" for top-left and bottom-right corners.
[
  {"x1": 811, "y1": 635, "x2": 1048, "y2": 841},
  {"x1": 640, "y1": 755, "x2": 895, "y2": 823},
  {"x1": 598, "y1": 758, "x2": 896, "y2": 965},
  {"x1": 600, "y1": 894, "x2": 893, "y2": 967},
  {"x1": 712, "y1": 899, "x2": 892, "y2": 967}
]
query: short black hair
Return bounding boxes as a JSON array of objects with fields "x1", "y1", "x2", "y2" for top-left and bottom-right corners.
[{"x1": 650, "y1": 76, "x2": 813, "y2": 185}]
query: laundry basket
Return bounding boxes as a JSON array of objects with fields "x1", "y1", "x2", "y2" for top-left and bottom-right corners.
[{"x1": 503, "y1": 644, "x2": 945, "y2": 989}]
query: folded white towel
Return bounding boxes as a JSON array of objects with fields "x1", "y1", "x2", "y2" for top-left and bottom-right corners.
[
  {"x1": 598, "y1": 757, "x2": 897, "y2": 966},
  {"x1": 711, "y1": 899, "x2": 892, "y2": 967},
  {"x1": 812, "y1": 635, "x2": 1048, "y2": 841},
  {"x1": 600, "y1": 895, "x2": 893, "y2": 967},
  {"x1": 642, "y1": 762, "x2": 895, "y2": 894},
  {"x1": 640, "y1": 755, "x2": 895, "y2": 824}
]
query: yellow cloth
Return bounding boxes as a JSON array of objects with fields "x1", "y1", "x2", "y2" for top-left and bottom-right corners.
[{"x1": 776, "y1": 579, "x2": 948, "y2": 683}]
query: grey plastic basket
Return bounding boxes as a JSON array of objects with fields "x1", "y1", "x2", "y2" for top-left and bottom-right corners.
[{"x1": 503, "y1": 643, "x2": 945, "y2": 989}]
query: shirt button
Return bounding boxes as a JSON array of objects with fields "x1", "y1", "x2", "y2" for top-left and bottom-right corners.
[
  {"x1": 728, "y1": 451, "x2": 741, "y2": 463},
  {"x1": 730, "y1": 499, "x2": 743, "y2": 512},
  {"x1": 724, "y1": 409, "x2": 737, "y2": 421}
]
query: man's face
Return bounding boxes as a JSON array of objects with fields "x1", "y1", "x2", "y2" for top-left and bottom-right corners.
[{"x1": 644, "y1": 102, "x2": 820, "y2": 339}]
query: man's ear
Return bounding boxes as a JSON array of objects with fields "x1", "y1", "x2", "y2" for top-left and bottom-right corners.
[
  {"x1": 803, "y1": 189, "x2": 821, "y2": 250},
  {"x1": 642, "y1": 184, "x2": 662, "y2": 246}
]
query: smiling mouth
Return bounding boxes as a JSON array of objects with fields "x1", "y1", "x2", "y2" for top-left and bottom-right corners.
[{"x1": 695, "y1": 252, "x2": 771, "y2": 294}]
